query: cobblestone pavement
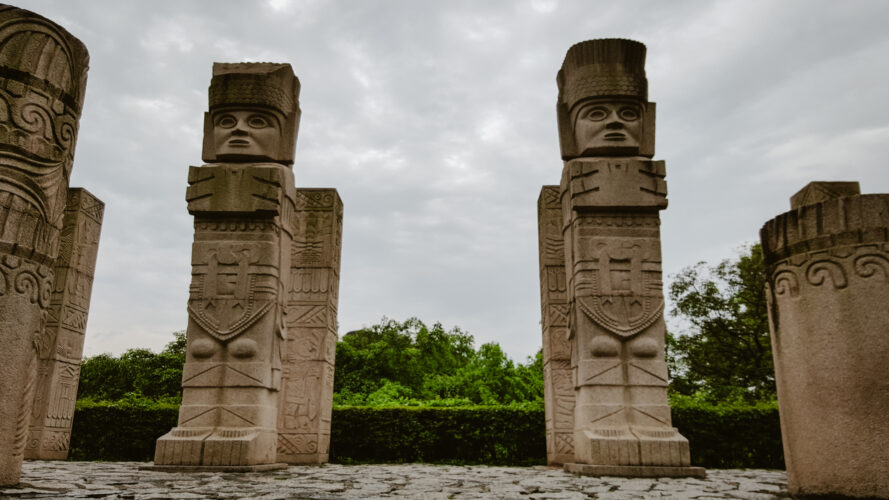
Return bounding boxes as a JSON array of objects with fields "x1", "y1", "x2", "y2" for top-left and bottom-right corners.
[{"x1": 2, "y1": 461, "x2": 789, "y2": 499}]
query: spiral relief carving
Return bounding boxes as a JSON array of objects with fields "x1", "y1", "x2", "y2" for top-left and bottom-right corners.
[
  {"x1": 17, "y1": 101, "x2": 54, "y2": 139},
  {"x1": 806, "y1": 259, "x2": 848, "y2": 290},
  {"x1": 772, "y1": 269, "x2": 800, "y2": 297},
  {"x1": 0, "y1": 256, "x2": 53, "y2": 305},
  {"x1": 854, "y1": 253, "x2": 889, "y2": 282}
]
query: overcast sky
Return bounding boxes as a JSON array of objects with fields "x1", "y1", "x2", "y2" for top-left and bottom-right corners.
[{"x1": 16, "y1": 0, "x2": 889, "y2": 362}]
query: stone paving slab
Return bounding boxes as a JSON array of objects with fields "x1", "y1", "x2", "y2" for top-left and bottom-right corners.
[{"x1": 1, "y1": 461, "x2": 789, "y2": 499}]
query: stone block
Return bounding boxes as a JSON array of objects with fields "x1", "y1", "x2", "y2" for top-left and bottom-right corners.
[
  {"x1": 0, "y1": 5, "x2": 90, "y2": 486},
  {"x1": 538, "y1": 186, "x2": 575, "y2": 464},
  {"x1": 562, "y1": 159, "x2": 667, "y2": 211},
  {"x1": 761, "y1": 184, "x2": 889, "y2": 499},
  {"x1": 789, "y1": 181, "x2": 860, "y2": 209},
  {"x1": 154, "y1": 63, "x2": 300, "y2": 469},
  {"x1": 27, "y1": 189, "x2": 103, "y2": 461},
  {"x1": 564, "y1": 463, "x2": 705, "y2": 478},
  {"x1": 539, "y1": 39, "x2": 697, "y2": 477},
  {"x1": 277, "y1": 188, "x2": 341, "y2": 465}
]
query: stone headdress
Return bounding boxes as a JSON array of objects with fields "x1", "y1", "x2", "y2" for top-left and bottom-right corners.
[
  {"x1": 202, "y1": 62, "x2": 301, "y2": 165},
  {"x1": 0, "y1": 5, "x2": 90, "y2": 241},
  {"x1": 556, "y1": 38, "x2": 655, "y2": 159}
]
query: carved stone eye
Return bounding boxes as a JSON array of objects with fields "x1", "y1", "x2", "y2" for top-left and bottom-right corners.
[
  {"x1": 618, "y1": 106, "x2": 640, "y2": 121},
  {"x1": 583, "y1": 106, "x2": 609, "y2": 121},
  {"x1": 216, "y1": 114, "x2": 237, "y2": 128},
  {"x1": 247, "y1": 115, "x2": 270, "y2": 129}
]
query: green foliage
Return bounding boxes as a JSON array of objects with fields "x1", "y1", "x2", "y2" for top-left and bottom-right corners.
[
  {"x1": 77, "y1": 321, "x2": 542, "y2": 408},
  {"x1": 69, "y1": 398, "x2": 179, "y2": 461},
  {"x1": 335, "y1": 317, "x2": 543, "y2": 406},
  {"x1": 77, "y1": 331, "x2": 186, "y2": 401},
  {"x1": 69, "y1": 399, "x2": 782, "y2": 468},
  {"x1": 329, "y1": 406, "x2": 545, "y2": 465},
  {"x1": 670, "y1": 395, "x2": 784, "y2": 469},
  {"x1": 668, "y1": 244, "x2": 775, "y2": 403}
]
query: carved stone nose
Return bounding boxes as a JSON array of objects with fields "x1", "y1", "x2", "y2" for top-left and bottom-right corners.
[
  {"x1": 232, "y1": 128, "x2": 248, "y2": 136},
  {"x1": 605, "y1": 121, "x2": 624, "y2": 130}
]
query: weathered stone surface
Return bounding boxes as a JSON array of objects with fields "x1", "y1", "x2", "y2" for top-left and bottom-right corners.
[
  {"x1": 278, "y1": 188, "x2": 342, "y2": 464},
  {"x1": 538, "y1": 38, "x2": 696, "y2": 476},
  {"x1": 789, "y1": 181, "x2": 860, "y2": 210},
  {"x1": 26, "y1": 188, "x2": 103, "y2": 460},
  {"x1": 0, "y1": 5, "x2": 90, "y2": 486},
  {"x1": 761, "y1": 185, "x2": 889, "y2": 499},
  {"x1": 5, "y1": 461, "x2": 790, "y2": 499},
  {"x1": 565, "y1": 463, "x2": 706, "y2": 478},
  {"x1": 154, "y1": 63, "x2": 300, "y2": 468},
  {"x1": 538, "y1": 186, "x2": 574, "y2": 465}
]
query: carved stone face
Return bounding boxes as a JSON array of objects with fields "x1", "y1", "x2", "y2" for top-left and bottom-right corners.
[
  {"x1": 572, "y1": 98, "x2": 644, "y2": 156},
  {"x1": 212, "y1": 109, "x2": 283, "y2": 161}
]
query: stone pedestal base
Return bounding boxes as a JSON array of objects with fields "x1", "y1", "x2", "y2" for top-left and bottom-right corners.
[
  {"x1": 575, "y1": 427, "x2": 692, "y2": 469},
  {"x1": 564, "y1": 463, "x2": 706, "y2": 478},
  {"x1": 140, "y1": 463, "x2": 288, "y2": 473},
  {"x1": 154, "y1": 427, "x2": 278, "y2": 467}
]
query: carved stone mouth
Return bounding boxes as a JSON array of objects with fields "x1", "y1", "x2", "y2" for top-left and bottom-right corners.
[
  {"x1": 604, "y1": 132, "x2": 625, "y2": 141},
  {"x1": 228, "y1": 139, "x2": 250, "y2": 146}
]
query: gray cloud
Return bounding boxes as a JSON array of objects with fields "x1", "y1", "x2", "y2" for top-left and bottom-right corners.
[{"x1": 15, "y1": 0, "x2": 889, "y2": 360}]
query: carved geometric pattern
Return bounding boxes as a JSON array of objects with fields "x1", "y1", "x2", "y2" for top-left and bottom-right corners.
[
  {"x1": 286, "y1": 304, "x2": 327, "y2": 327},
  {"x1": 277, "y1": 433, "x2": 319, "y2": 455},
  {"x1": 554, "y1": 432, "x2": 574, "y2": 455},
  {"x1": 548, "y1": 304, "x2": 569, "y2": 327},
  {"x1": 60, "y1": 305, "x2": 87, "y2": 330},
  {"x1": 294, "y1": 190, "x2": 335, "y2": 210}
]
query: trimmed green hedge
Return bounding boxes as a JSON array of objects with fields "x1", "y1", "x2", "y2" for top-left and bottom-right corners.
[
  {"x1": 70, "y1": 400, "x2": 784, "y2": 468},
  {"x1": 70, "y1": 399, "x2": 179, "y2": 461},
  {"x1": 330, "y1": 406, "x2": 545, "y2": 465},
  {"x1": 672, "y1": 399, "x2": 784, "y2": 469}
]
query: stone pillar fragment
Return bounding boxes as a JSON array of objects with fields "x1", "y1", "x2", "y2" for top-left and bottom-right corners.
[
  {"x1": 543, "y1": 38, "x2": 703, "y2": 477},
  {"x1": 761, "y1": 182, "x2": 889, "y2": 499},
  {"x1": 537, "y1": 185, "x2": 574, "y2": 465},
  {"x1": 152, "y1": 63, "x2": 300, "y2": 471},
  {"x1": 26, "y1": 188, "x2": 103, "y2": 460},
  {"x1": 277, "y1": 188, "x2": 342, "y2": 464},
  {"x1": 0, "y1": 6, "x2": 89, "y2": 486}
]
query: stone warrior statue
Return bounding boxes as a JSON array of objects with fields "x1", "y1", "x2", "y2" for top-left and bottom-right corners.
[
  {"x1": 0, "y1": 5, "x2": 104, "y2": 486},
  {"x1": 153, "y1": 63, "x2": 299, "y2": 470},
  {"x1": 539, "y1": 38, "x2": 703, "y2": 476}
]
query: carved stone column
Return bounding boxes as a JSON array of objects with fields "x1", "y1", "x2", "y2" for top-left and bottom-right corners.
[
  {"x1": 761, "y1": 182, "x2": 889, "y2": 499},
  {"x1": 537, "y1": 185, "x2": 574, "y2": 465},
  {"x1": 26, "y1": 188, "x2": 103, "y2": 460},
  {"x1": 152, "y1": 63, "x2": 299, "y2": 470},
  {"x1": 277, "y1": 188, "x2": 342, "y2": 464},
  {"x1": 545, "y1": 38, "x2": 703, "y2": 477},
  {"x1": 0, "y1": 6, "x2": 89, "y2": 486}
]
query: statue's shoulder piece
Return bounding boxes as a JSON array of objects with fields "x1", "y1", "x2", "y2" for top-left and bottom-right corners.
[
  {"x1": 561, "y1": 158, "x2": 667, "y2": 211},
  {"x1": 186, "y1": 163, "x2": 295, "y2": 215}
]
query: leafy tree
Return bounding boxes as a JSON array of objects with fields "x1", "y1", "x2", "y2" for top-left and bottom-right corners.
[
  {"x1": 335, "y1": 317, "x2": 543, "y2": 406},
  {"x1": 78, "y1": 319, "x2": 545, "y2": 408},
  {"x1": 334, "y1": 317, "x2": 474, "y2": 397},
  {"x1": 667, "y1": 244, "x2": 775, "y2": 403},
  {"x1": 78, "y1": 331, "x2": 186, "y2": 402}
]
